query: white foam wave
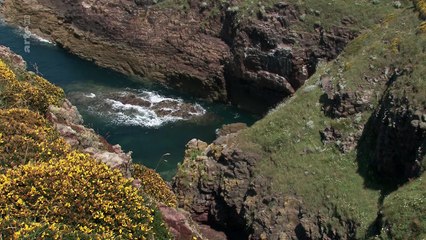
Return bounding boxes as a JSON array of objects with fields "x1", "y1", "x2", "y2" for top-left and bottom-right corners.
[
  {"x1": 145, "y1": 91, "x2": 181, "y2": 103},
  {"x1": 111, "y1": 111, "x2": 184, "y2": 128},
  {"x1": 104, "y1": 98, "x2": 185, "y2": 127},
  {"x1": 14, "y1": 27, "x2": 55, "y2": 45},
  {"x1": 30, "y1": 33, "x2": 54, "y2": 44},
  {"x1": 84, "y1": 93, "x2": 96, "y2": 98},
  {"x1": 77, "y1": 89, "x2": 206, "y2": 128},
  {"x1": 189, "y1": 104, "x2": 206, "y2": 116}
]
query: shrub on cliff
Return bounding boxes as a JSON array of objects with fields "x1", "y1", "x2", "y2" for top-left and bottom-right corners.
[
  {"x1": 0, "y1": 151, "x2": 170, "y2": 239},
  {"x1": 0, "y1": 108, "x2": 70, "y2": 172},
  {"x1": 414, "y1": 0, "x2": 426, "y2": 19},
  {"x1": 132, "y1": 163, "x2": 178, "y2": 208},
  {"x1": 0, "y1": 59, "x2": 64, "y2": 113}
]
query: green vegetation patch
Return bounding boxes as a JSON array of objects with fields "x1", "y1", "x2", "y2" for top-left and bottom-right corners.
[
  {"x1": 237, "y1": 7, "x2": 425, "y2": 238},
  {"x1": 381, "y1": 174, "x2": 426, "y2": 239},
  {"x1": 155, "y1": 0, "x2": 410, "y2": 34}
]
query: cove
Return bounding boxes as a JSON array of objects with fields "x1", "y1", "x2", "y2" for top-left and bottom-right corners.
[{"x1": 0, "y1": 23, "x2": 258, "y2": 180}]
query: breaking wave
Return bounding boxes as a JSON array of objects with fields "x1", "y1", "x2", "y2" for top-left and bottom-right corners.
[{"x1": 69, "y1": 88, "x2": 206, "y2": 128}]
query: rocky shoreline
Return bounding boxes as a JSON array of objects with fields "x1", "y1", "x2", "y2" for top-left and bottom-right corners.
[{"x1": 0, "y1": 0, "x2": 355, "y2": 113}]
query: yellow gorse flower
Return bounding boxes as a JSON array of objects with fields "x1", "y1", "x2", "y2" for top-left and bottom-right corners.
[
  {"x1": 0, "y1": 57, "x2": 172, "y2": 239},
  {"x1": 0, "y1": 151, "x2": 159, "y2": 238},
  {"x1": 132, "y1": 164, "x2": 178, "y2": 208},
  {"x1": 0, "y1": 59, "x2": 64, "y2": 113},
  {"x1": 0, "y1": 59, "x2": 16, "y2": 81},
  {"x1": 0, "y1": 108, "x2": 70, "y2": 170},
  {"x1": 414, "y1": 0, "x2": 426, "y2": 19}
]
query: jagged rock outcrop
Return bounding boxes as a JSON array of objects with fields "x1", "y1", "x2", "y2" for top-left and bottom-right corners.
[
  {"x1": 222, "y1": 3, "x2": 356, "y2": 111},
  {"x1": 0, "y1": 0, "x2": 356, "y2": 113},
  {"x1": 47, "y1": 99, "x2": 133, "y2": 177},
  {"x1": 0, "y1": 46, "x2": 26, "y2": 70},
  {"x1": 159, "y1": 204, "x2": 228, "y2": 240}
]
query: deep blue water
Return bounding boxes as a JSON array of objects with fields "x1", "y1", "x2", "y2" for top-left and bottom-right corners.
[{"x1": 0, "y1": 23, "x2": 258, "y2": 180}]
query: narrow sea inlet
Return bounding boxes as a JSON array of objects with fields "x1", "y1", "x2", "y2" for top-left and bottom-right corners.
[{"x1": 0, "y1": 22, "x2": 257, "y2": 180}]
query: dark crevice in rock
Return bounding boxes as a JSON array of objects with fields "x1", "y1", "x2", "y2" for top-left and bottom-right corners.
[
  {"x1": 357, "y1": 84, "x2": 425, "y2": 189},
  {"x1": 208, "y1": 193, "x2": 250, "y2": 240}
]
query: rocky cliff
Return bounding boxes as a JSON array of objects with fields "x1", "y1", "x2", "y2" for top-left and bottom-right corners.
[
  {"x1": 173, "y1": 3, "x2": 426, "y2": 239},
  {"x1": 1, "y1": 0, "x2": 363, "y2": 112}
]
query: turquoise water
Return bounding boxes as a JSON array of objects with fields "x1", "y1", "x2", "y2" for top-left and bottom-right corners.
[{"x1": 0, "y1": 23, "x2": 258, "y2": 180}]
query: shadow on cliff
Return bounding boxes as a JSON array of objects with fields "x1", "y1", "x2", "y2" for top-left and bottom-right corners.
[
  {"x1": 356, "y1": 115, "x2": 398, "y2": 193},
  {"x1": 355, "y1": 113, "x2": 397, "y2": 237}
]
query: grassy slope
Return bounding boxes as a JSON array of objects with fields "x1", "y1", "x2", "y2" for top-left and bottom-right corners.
[
  {"x1": 236, "y1": 5, "x2": 425, "y2": 238},
  {"x1": 382, "y1": 173, "x2": 426, "y2": 239},
  {"x1": 157, "y1": 0, "x2": 412, "y2": 31}
]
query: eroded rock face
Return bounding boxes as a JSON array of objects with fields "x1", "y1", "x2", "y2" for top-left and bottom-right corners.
[
  {"x1": 371, "y1": 91, "x2": 426, "y2": 181},
  {"x1": 1, "y1": 0, "x2": 356, "y2": 113},
  {"x1": 173, "y1": 136, "x2": 361, "y2": 239},
  {"x1": 0, "y1": 46, "x2": 26, "y2": 70},
  {"x1": 222, "y1": 4, "x2": 356, "y2": 111}
]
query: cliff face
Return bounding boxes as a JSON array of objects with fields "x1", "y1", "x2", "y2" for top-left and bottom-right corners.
[
  {"x1": 173, "y1": 5, "x2": 426, "y2": 239},
  {"x1": 1, "y1": 0, "x2": 229, "y2": 101},
  {"x1": 1, "y1": 0, "x2": 358, "y2": 112}
]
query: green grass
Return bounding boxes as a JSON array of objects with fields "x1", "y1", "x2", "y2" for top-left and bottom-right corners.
[
  {"x1": 235, "y1": 8, "x2": 426, "y2": 238},
  {"x1": 155, "y1": 0, "x2": 191, "y2": 11},
  {"x1": 155, "y1": 0, "x2": 411, "y2": 34},
  {"x1": 382, "y1": 174, "x2": 426, "y2": 239},
  {"x1": 289, "y1": 0, "x2": 412, "y2": 31}
]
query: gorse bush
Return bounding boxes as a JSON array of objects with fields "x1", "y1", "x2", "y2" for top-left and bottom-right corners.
[
  {"x1": 0, "y1": 59, "x2": 16, "y2": 81},
  {"x1": 132, "y1": 164, "x2": 178, "y2": 208},
  {"x1": 0, "y1": 59, "x2": 64, "y2": 113},
  {"x1": 0, "y1": 58, "x2": 173, "y2": 238},
  {"x1": 414, "y1": 0, "x2": 426, "y2": 33},
  {"x1": 414, "y1": 0, "x2": 426, "y2": 19},
  {"x1": 0, "y1": 151, "x2": 169, "y2": 239},
  {"x1": 420, "y1": 21, "x2": 426, "y2": 32},
  {"x1": 0, "y1": 108, "x2": 70, "y2": 172}
]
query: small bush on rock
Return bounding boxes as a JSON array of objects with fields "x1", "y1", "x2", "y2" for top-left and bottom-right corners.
[{"x1": 132, "y1": 164, "x2": 178, "y2": 208}]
